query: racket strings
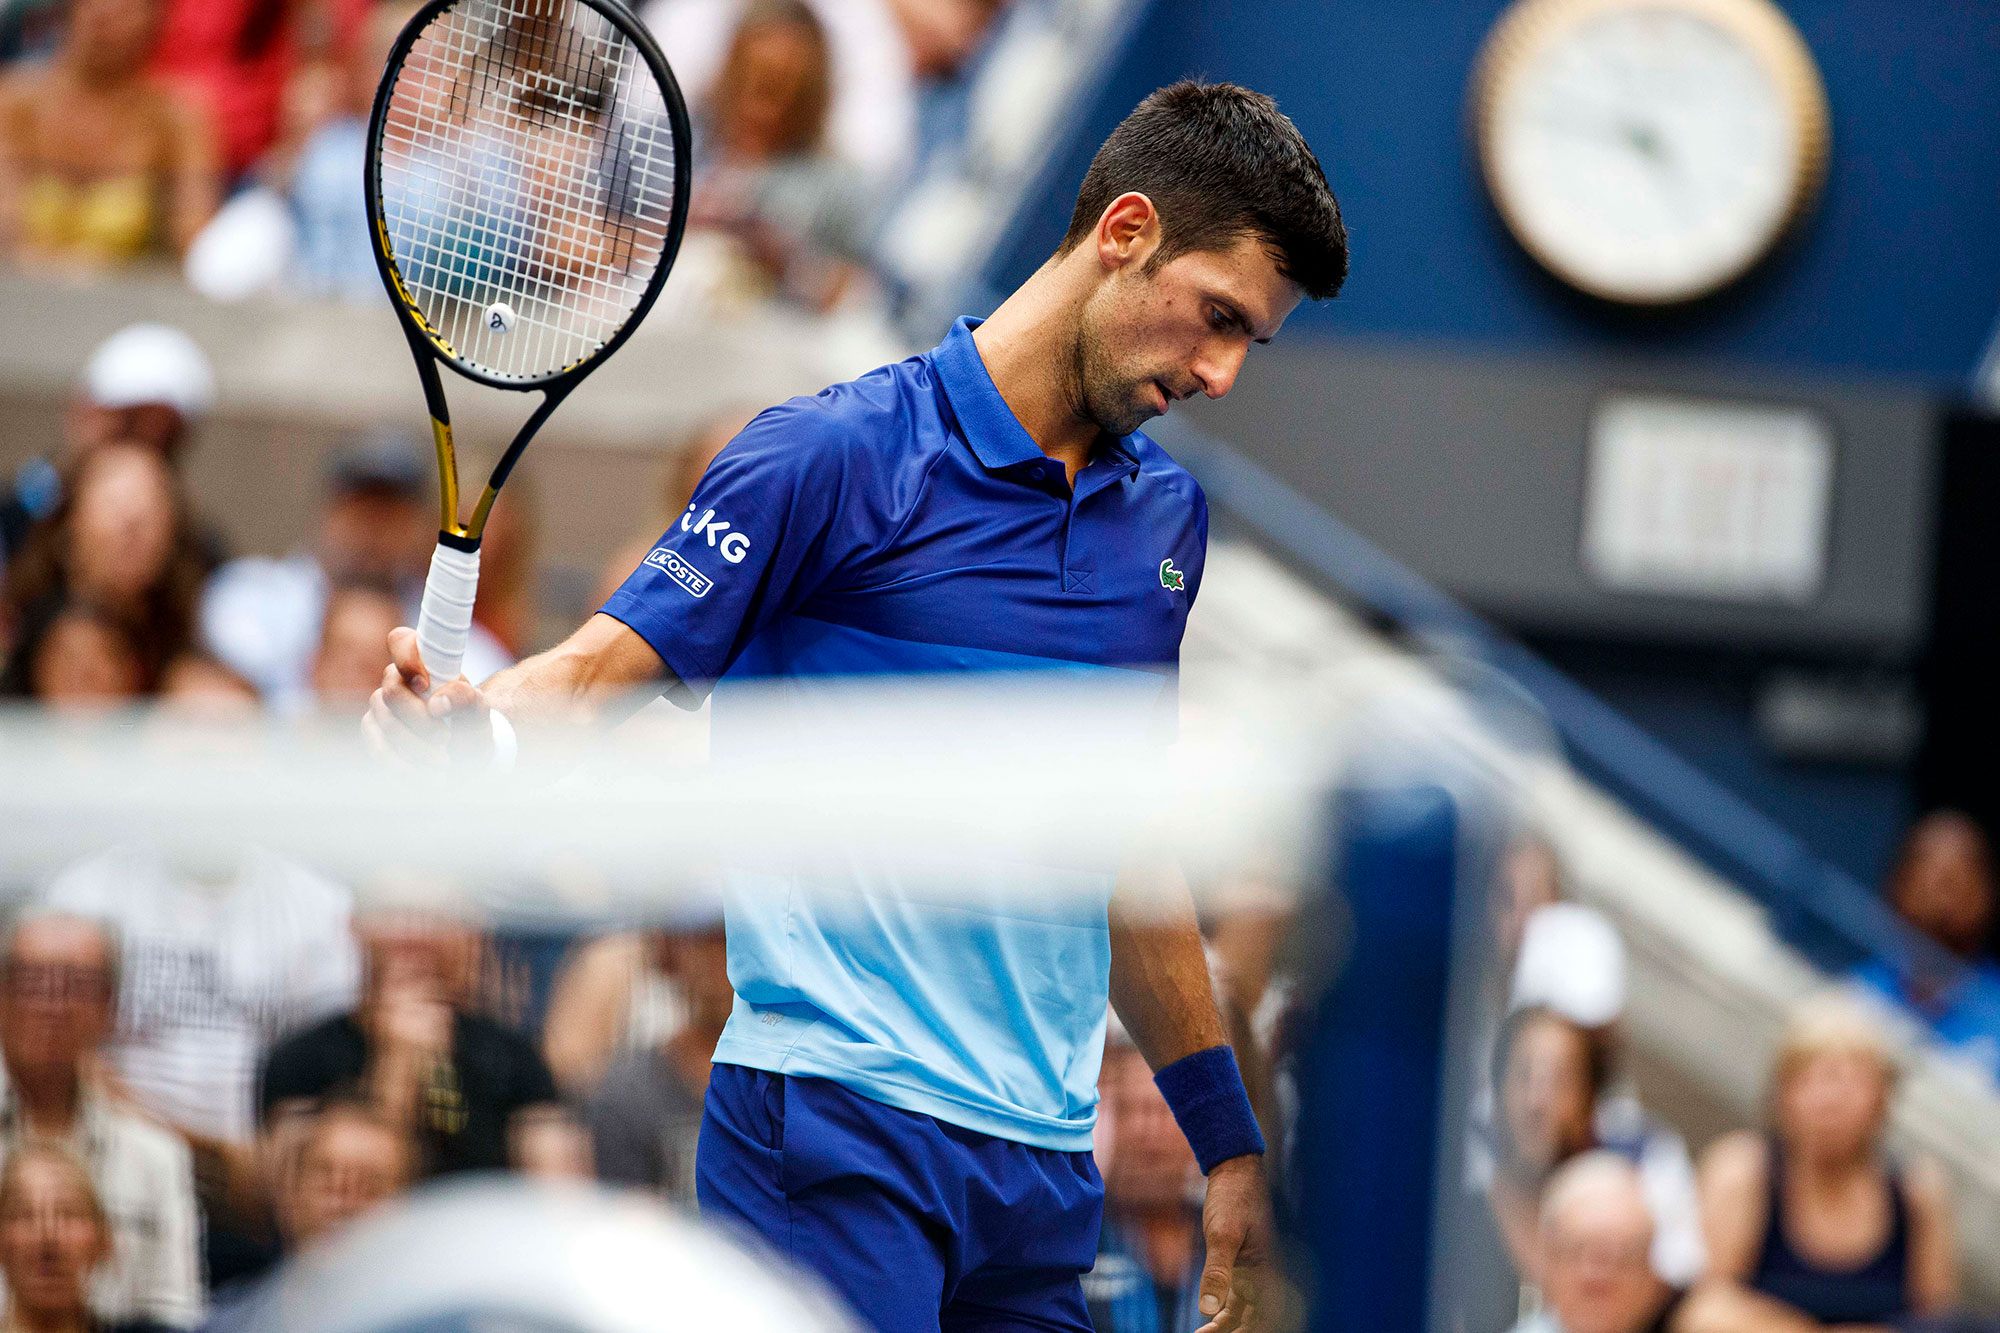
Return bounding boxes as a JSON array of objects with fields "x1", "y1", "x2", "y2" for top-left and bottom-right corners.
[{"x1": 377, "y1": 0, "x2": 678, "y2": 382}]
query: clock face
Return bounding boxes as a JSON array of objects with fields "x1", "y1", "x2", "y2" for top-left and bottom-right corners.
[{"x1": 1474, "y1": 0, "x2": 1829, "y2": 304}]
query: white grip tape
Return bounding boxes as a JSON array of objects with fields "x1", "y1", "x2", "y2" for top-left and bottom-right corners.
[{"x1": 415, "y1": 541, "x2": 480, "y2": 693}]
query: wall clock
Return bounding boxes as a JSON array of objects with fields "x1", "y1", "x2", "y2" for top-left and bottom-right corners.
[{"x1": 1472, "y1": 0, "x2": 1830, "y2": 305}]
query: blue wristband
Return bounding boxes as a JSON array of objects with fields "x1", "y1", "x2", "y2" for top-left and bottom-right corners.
[{"x1": 1152, "y1": 1044, "x2": 1265, "y2": 1174}]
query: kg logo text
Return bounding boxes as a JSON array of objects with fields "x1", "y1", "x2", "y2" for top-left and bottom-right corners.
[{"x1": 682, "y1": 505, "x2": 751, "y2": 563}]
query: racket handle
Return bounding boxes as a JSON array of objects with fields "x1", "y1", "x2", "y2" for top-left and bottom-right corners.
[{"x1": 415, "y1": 540, "x2": 480, "y2": 692}]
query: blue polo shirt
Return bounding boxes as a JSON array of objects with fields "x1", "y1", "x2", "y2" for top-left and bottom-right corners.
[{"x1": 600, "y1": 317, "x2": 1208, "y2": 1149}]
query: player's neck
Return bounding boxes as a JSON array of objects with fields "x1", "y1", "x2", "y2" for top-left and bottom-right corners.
[{"x1": 972, "y1": 273, "x2": 1103, "y2": 472}]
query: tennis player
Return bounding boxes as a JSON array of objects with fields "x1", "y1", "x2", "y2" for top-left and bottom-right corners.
[{"x1": 368, "y1": 81, "x2": 1346, "y2": 1333}]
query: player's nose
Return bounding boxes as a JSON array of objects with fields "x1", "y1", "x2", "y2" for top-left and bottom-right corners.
[{"x1": 1191, "y1": 344, "x2": 1249, "y2": 400}]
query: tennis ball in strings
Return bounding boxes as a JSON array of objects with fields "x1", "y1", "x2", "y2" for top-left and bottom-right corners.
[{"x1": 484, "y1": 301, "x2": 517, "y2": 335}]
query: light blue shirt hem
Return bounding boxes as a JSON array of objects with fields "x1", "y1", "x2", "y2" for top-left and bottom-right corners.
[{"x1": 713, "y1": 1035, "x2": 1097, "y2": 1153}]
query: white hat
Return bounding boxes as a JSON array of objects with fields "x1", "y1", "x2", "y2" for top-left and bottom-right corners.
[
  {"x1": 1510, "y1": 902, "x2": 1627, "y2": 1027},
  {"x1": 81, "y1": 324, "x2": 217, "y2": 420}
]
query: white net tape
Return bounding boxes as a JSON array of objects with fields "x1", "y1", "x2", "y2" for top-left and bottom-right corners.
[
  {"x1": 0, "y1": 674, "x2": 1488, "y2": 920},
  {"x1": 377, "y1": 0, "x2": 678, "y2": 382}
]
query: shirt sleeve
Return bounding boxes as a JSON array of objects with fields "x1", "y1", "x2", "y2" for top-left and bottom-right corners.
[{"x1": 598, "y1": 398, "x2": 890, "y2": 697}]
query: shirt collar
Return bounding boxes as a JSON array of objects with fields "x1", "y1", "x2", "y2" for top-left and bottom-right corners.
[{"x1": 931, "y1": 317, "x2": 1143, "y2": 474}]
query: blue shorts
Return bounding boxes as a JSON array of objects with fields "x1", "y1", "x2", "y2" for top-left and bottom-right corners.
[{"x1": 696, "y1": 1063, "x2": 1104, "y2": 1333}]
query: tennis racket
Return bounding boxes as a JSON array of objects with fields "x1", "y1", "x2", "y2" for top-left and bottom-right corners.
[{"x1": 367, "y1": 0, "x2": 691, "y2": 687}]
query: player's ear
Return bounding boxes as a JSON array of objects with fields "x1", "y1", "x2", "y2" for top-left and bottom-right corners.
[{"x1": 1094, "y1": 192, "x2": 1160, "y2": 273}]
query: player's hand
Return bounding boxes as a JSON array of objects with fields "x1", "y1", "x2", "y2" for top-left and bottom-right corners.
[
  {"x1": 1197, "y1": 1154, "x2": 1279, "y2": 1333},
  {"x1": 363, "y1": 626, "x2": 493, "y2": 768}
]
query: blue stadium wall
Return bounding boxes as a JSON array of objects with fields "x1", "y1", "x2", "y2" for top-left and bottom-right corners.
[{"x1": 996, "y1": 0, "x2": 2000, "y2": 386}]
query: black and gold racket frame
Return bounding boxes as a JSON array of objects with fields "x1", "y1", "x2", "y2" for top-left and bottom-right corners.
[{"x1": 364, "y1": 0, "x2": 692, "y2": 555}]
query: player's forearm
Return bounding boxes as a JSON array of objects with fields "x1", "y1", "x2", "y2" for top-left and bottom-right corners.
[
  {"x1": 480, "y1": 644, "x2": 605, "y2": 725},
  {"x1": 1108, "y1": 878, "x2": 1228, "y2": 1070},
  {"x1": 481, "y1": 613, "x2": 671, "y2": 729},
  {"x1": 1111, "y1": 872, "x2": 1268, "y2": 1178}
]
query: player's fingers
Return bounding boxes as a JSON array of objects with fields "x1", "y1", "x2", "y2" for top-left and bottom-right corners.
[
  {"x1": 431, "y1": 680, "x2": 497, "y2": 767},
  {"x1": 1197, "y1": 1253, "x2": 1236, "y2": 1324},
  {"x1": 1195, "y1": 1270, "x2": 1260, "y2": 1333},
  {"x1": 366, "y1": 691, "x2": 432, "y2": 759},
  {"x1": 426, "y1": 676, "x2": 485, "y2": 722},
  {"x1": 1202, "y1": 1292, "x2": 1255, "y2": 1333},
  {"x1": 380, "y1": 664, "x2": 435, "y2": 731},
  {"x1": 387, "y1": 625, "x2": 430, "y2": 693},
  {"x1": 369, "y1": 683, "x2": 445, "y2": 766}
]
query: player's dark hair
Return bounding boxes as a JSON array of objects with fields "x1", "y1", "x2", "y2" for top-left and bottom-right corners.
[{"x1": 1059, "y1": 80, "x2": 1347, "y2": 300}]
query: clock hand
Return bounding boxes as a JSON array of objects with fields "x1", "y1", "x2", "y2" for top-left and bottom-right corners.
[{"x1": 1531, "y1": 108, "x2": 1635, "y2": 147}]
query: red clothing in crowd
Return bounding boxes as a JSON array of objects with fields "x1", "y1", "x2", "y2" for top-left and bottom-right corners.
[{"x1": 149, "y1": 0, "x2": 371, "y2": 180}]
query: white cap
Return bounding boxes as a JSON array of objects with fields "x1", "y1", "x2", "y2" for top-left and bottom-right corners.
[
  {"x1": 183, "y1": 186, "x2": 294, "y2": 303},
  {"x1": 1510, "y1": 902, "x2": 1627, "y2": 1027},
  {"x1": 81, "y1": 324, "x2": 217, "y2": 420}
]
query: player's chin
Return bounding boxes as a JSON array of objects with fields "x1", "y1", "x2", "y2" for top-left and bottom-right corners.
[{"x1": 1097, "y1": 393, "x2": 1162, "y2": 438}]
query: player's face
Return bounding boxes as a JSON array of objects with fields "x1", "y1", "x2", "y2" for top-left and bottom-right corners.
[{"x1": 1074, "y1": 231, "x2": 1302, "y2": 438}]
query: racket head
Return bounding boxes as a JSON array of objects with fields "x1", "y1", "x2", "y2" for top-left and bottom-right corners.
[{"x1": 366, "y1": 0, "x2": 691, "y2": 393}]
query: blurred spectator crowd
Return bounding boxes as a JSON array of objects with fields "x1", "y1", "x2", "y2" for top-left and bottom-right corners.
[
  {"x1": 0, "y1": 318, "x2": 755, "y2": 716},
  {"x1": 1450, "y1": 829, "x2": 1997, "y2": 1333},
  {"x1": 0, "y1": 0, "x2": 1013, "y2": 314}
]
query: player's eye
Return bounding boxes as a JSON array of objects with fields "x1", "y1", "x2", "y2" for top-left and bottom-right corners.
[{"x1": 1206, "y1": 306, "x2": 1232, "y2": 333}]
